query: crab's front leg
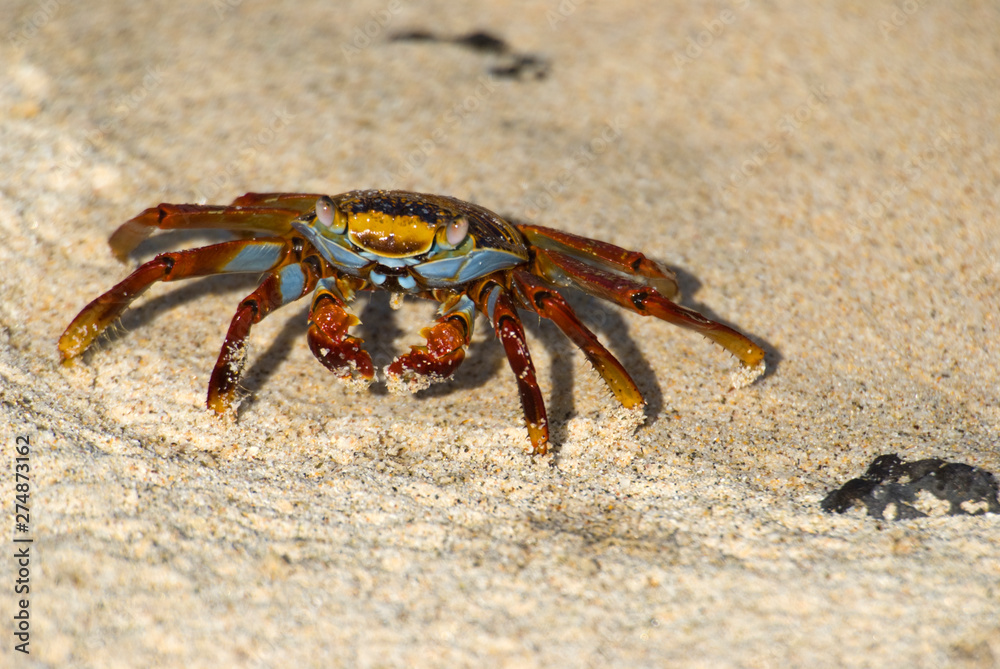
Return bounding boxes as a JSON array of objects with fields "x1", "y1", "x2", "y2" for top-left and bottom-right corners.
[
  {"x1": 306, "y1": 277, "x2": 375, "y2": 387},
  {"x1": 472, "y1": 281, "x2": 549, "y2": 454},
  {"x1": 108, "y1": 198, "x2": 317, "y2": 261},
  {"x1": 209, "y1": 260, "x2": 320, "y2": 412},
  {"x1": 384, "y1": 293, "x2": 476, "y2": 394},
  {"x1": 59, "y1": 238, "x2": 295, "y2": 361}
]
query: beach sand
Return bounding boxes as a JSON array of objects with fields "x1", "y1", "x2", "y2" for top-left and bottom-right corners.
[{"x1": 2, "y1": 0, "x2": 998, "y2": 666}]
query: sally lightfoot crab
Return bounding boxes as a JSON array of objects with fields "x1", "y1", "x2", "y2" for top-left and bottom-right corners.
[{"x1": 59, "y1": 190, "x2": 765, "y2": 454}]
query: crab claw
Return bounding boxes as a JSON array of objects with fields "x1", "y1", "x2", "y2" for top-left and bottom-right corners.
[
  {"x1": 307, "y1": 291, "x2": 375, "y2": 389},
  {"x1": 385, "y1": 320, "x2": 468, "y2": 394}
]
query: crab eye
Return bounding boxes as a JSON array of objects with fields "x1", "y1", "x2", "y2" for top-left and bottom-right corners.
[
  {"x1": 445, "y1": 217, "x2": 469, "y2": 247},
  {"x1": 315, "y1": 196, "x2": 336, "y2": 227}
]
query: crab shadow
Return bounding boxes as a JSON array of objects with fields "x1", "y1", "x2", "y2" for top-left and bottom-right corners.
[
  {"x1": 97, "y1": 272, "x2": 261, "y2": 349},
  {"x1": 226, "y1": 286, "x2": 656, "y2": 441},
  {"x1": 670, "y1": 265, "x2": 781, "y2": 383},
  {"x1": 240, "y1": 291, "x2": 510, "y2": 413},
  {"x1": 352, "y1": 293, "x2": 507, "y2": 398},
  {"x1": 95, "y1": 261, "x2": 777, "y2": 441}
]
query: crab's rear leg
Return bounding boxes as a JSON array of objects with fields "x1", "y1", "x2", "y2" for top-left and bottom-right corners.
[
  {"x1": 534, "y1": 248, "x2": 765, "y2": 383},
  {"x1": 384, "y1": 293, "x2": 476, "y2": 394},
  {"x1": 306, "y1": 278, "x2": 375, "y2": 387},
  {"x1": 209, "y1": 260, "x2": 320, "y2": 412},
  {"x1": 472, "y1": 281, "x2": 549, "y2": 454},
  {"x1": 228, "y1": 192, "x2": 326, "y2": 211},
  {"x1": 108, "y1": 200, "x2": 313, "y2": 261},
  {"x1": 512, "y1": 270, "x2": 644, "y2": 411},
  {"x1": 59, "y1": 238, "x2": 294, "y2": 361},
  {"x1": 518, "y1": 224, "x2": 680, "y2": 300}
]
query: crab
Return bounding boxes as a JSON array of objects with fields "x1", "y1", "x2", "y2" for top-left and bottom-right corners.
[{"x1": 59, "y1": 190, "x2": 765, "y2": 454}]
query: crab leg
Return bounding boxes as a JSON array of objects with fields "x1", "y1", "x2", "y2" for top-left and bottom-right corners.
[
  {"x1": 385, "y1": 293, "x2": 476, "y2": 394},
  {"x1": 533, "y1": 247, "x2": 766, "y2": 374},
  {"x1": 306, "y1": 278, "x2": 375, "y2": 386},
  {"x1": 518, "y1": 224, "x2": 680, "y2": 300},
  {"x1": 512, "y1": 270, "x2": 644, "y2": 410},
  {"x1": 109, "y1": 202, "x2": 309, "y2": 260},
  {"x1": 228, "y1": 192, "x2": 325, "y2": 211},
  {"x1": 59, "y1": 238, "x2": 295, "y2": 361},
  {"x1": 473, "y1": 282, "x2": 549, "y2": 454},
  {"x1": 208, "y1": 261, "x2": 319, "y2": 412}
]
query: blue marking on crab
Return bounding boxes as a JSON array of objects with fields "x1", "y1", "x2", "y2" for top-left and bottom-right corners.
[
  {"x1": 440, "y1": 293, "x2": 476, "y2": 320},
  {"x1": 277, "y1": 263, "x2": 306, "y2": 303},
  {"x1": 414, "y1": 249, "x2": 526, "y2": 286},
  {"x1": 313, "y1": 276, "x2": 353, "y2": 303},
  {"x1": 222, "y1": 241, "x2": 286, "y2": 272},
  {"x1": 485, "y1": 284, "x2": 502, "y2": 322},
  {"x1": 291, "y1": 221, "x2": 370, "y2": 271},
  {"x1": 357, "y1": 252, "x2": 421, "y2": 268},
  {"x1": 295, "y1": 216, "x2": 523, "y2": 287}
]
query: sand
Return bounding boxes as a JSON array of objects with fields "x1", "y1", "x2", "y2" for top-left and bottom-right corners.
[{"x1": 2, "y1": 0, "x2": 999, "y2": 666}]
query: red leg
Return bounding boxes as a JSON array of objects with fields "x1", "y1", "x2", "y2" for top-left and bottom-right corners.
[
  {"x1": 533, "y1": 247, "x2": 765, "y2": 381},
  {"x1": 59, "y1": 238, "x2": 293, "y2": 360},
  {"x1": 306, "y1": 280, "x2": 375, "y2": 388},
  {"x1": 109, "y1": 202, "x2": 308, "y2": 260},
  {"x1": 512, "y1": 270, "x2": 644, "y2": 410},
  {"x1": 473, "y1": 282, "x2": 549, "y2": 454},
  {"x1": 384, "y1": 293, "x2": 476, "y2": 394},
  {"x1": 208, "y1": 262, "x2": 318, "y2": 412},
  {"x1": 518, "y1": 224, "x2": 680, "y2": 299}
]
